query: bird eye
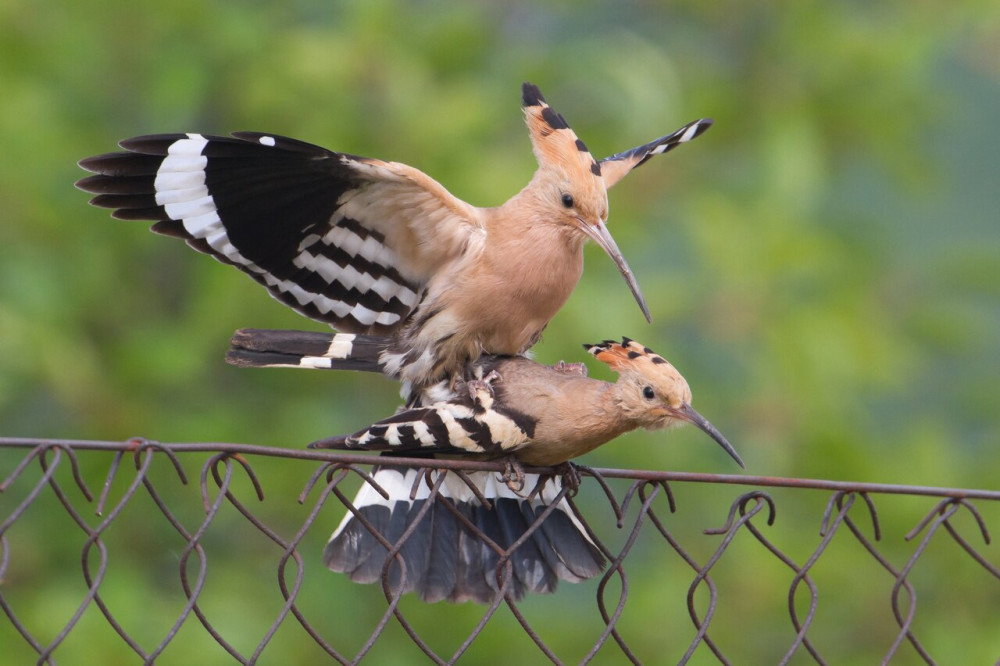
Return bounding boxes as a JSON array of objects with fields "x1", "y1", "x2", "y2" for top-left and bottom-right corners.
[
  {"x1": 560, "y1": 193, "x2": 574, "y2": 208},
  {"x1": 642, "y1": 386, "x2": 655, "y2": 400}
]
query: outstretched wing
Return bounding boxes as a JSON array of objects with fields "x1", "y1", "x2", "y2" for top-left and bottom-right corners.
[
  {"x1": 77, "y1": 132, "x2": 483, "y2": 334},
  {"x1": 599, "y1": 118, "x2": 713, "y2": 188}
]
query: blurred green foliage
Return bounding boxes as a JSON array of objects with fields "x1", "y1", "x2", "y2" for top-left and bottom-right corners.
[{"x1": 1, "y1": 0, "x2": 998, "y2": 663}]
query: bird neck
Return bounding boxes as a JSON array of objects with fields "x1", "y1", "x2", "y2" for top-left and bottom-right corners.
[
  {"x1": 507, "y1": 373, "x2": 633, "y2": 467},
  {"x1": 556, "y1": 381, "x2": 638, "y2": 450},
  {"x1": 480, "y1": 191, "x2": 586, "y2": 287},
  {"x1": 600, "y1": 381, "x2": 648, "y2": 434}
]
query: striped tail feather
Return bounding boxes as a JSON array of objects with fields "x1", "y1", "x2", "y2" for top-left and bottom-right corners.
[
  {"x1": 225, "y1": 328, "x2": 389, "y2": 373},
  {"x1": 324, "y1": 467, "x2": 606, "y2": 603}
]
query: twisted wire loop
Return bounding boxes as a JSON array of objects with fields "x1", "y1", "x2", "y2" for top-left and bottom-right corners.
[{"x1": 2, "y1": 438, "x2": 999, "y2": 665}]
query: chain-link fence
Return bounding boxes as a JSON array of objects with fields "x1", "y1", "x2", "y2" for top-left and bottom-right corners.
[{"x1": 2, "y1": 437, "x2": 999, "y2": 665}]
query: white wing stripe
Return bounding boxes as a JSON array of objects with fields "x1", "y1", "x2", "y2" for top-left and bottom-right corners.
[
  {"x1": 481, "y1": 411, "x2": 527, "y2": 451},
  {"x1": 324, "y1": 225, "x2": 364, "y2": 257},
  {"x1": 158, "y1": 154, "x2": 207, "y2": 173},
  {"x1": 375, "y1": 276, "x2": 418, "y2": 305},
  {"x1": 375, "y1": 311, "x2": 402, "y2": 326},
  {"x1": 169, "y1": 134, "x2": 209, "y2": 156},
  {"x1": 437, "y1": 405, "x2": 485, "y2": 452},
  {"x1": 386, "y1": 426, "x2": 403, "y2": 447},
  {"x1": 204, "y1": 229, "x2": 235, "y2": 255},
  {"x1": 319, "y1": 225, "x2": 401, "y2": 271},
  {"x1": 164, "y1": 195, "x2": 217, "y2": 221},
  {"x1": 411, "y1": 421, "x2": 435, "y2": 446},
  {"x1": 358, "y1": 235, "x2": 387, "y2": 264},
  {"x1": 155, "y1": 184, "x2": 210, "y2": 206},
  {"x1": 348, "y1": 302, "x2": 380, "y2": 327},
  {"x1": 292, "y1": 248, "x2": 420, "y2": 308},
  {"x1": 292, "y1": 249, "x2": 347, "y2": 285},
  {"x1": 180, "y1": 210, "x2": 222, "y2": 238},
  {"x1": 154, "y1": 170, "x2": 205, "y2": 190}
]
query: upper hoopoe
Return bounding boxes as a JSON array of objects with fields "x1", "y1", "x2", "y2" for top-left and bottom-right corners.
[
  {"x1": 228, "y1": 330, "x2": 743, "y2": 602},
  {"x1": 76, "y1": 83, "x2": 712, "y2": 391}
]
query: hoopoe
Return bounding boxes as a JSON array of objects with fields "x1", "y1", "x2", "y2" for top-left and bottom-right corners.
[
  {"x1": 76, "y1": 83, "x2": 712, "y2": 392},
  {"x1": 229, "y1": 331, "x2": 743, "y2": 602}
]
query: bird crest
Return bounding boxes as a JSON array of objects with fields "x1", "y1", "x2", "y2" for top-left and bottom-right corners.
[
  {"x1": 521, "y1": 83, "x2": 604, "y2": 184},
  {"x1": 584, "y1": 337, "x2": 671, "y2": 371},
  {"x1": 584, "y1": 336, "x2": 690, "y2": 399}
]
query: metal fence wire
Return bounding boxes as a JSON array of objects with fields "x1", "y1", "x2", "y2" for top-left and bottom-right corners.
[{"x1": 2, "y1": 437, "x2": 999, "y2": 665}]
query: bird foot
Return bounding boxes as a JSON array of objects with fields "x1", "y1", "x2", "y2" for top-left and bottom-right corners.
[
  {"x1": 553, "y1": 360, "x2": 588, "y2": 377},
  {"x1": 553, "y1": 461, "x2": 587, "y2": 496},
  {"x1": 499, "y1": 455, "x2": 526, "y2": 493},
  {"x1": 467, "y1": 369, "x2": 501, "y2": 402}
]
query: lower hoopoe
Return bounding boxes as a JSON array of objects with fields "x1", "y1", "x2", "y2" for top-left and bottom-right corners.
[{"x1": 228, "y1": 330, "x2": 743, "y2": 602}]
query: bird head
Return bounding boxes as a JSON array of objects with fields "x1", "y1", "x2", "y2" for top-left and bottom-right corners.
[
  {"x1": 522, "y1": 83, "x2": 650, "y2": 322},
  {"x1": 584, "y1": 337, "x2": 745, "y2": 468}
]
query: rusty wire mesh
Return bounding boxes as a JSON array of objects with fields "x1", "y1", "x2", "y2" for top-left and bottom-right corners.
[{"x1": 2, "y1": 436, "x2": 999, "y2": 665}]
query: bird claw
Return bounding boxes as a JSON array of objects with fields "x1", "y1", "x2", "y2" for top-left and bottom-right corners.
[
  {"x1": 553, "y1": 360, "x2": 588, "y2": 377},
  {"x1": 499, "y1": 456, "x2": 526, "y2": 493},
  {"x1": 554, "y1": 461, "x2": 587, "y2": 496},
  {"x1": 467, "y1": 369, "x2": 501, "y2": 401}
]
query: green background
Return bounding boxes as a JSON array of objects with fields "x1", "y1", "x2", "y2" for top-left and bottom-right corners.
[{"x1": 1, "y1": 0, "x2": 998, "y2": 663}]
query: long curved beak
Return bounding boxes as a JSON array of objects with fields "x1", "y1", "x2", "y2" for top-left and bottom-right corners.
[
  {"x1": 575, "y1": 217, "x2": 651, "y2": 322},
  {"x1": 673, "y1": 402, "x2": 745, "y2": 469}
]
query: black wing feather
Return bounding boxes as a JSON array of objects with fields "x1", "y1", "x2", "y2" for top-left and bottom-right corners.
[{"x1": 78, "y1": 132, "x2": 422, "y2": 334}]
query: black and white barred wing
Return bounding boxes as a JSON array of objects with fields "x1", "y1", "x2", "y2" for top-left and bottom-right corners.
[
  {"x1": 311, "y1": 392, "x2": 534, "y2": 456},
  {"x1": 76, "y1": 132, "x2": 483, "y2": 334},
  {"x1": 598, "y1": 118, "x2": 713, "y2": 188}
]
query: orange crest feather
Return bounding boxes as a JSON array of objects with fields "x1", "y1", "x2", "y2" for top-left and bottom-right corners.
[
  {"x1": 584, "y1": 337, "x2": 670, "y2": 372},
  {"x1": 521, "y1": 83, "x2": 603, "y2": 181}
]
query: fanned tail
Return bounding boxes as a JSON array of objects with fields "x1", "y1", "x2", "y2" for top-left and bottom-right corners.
[{"x1": 323, "y1": 467, "x2": 605, "y2": 603}]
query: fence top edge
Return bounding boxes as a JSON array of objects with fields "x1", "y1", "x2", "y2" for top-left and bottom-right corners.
[{"x1": 1, "y1": 436, "x2": 998, "y2": 501}]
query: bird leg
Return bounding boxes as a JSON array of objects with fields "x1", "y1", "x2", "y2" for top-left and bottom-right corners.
[
  {"x1": 499, "y1": 454, "x2": 526, "y2": 493},
  {"x1": 553, "y1": 360, "x2": 588, "y2": 377},
  {"x1": 466, "y1": 369, "x2": 501, "y2": 402}
]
